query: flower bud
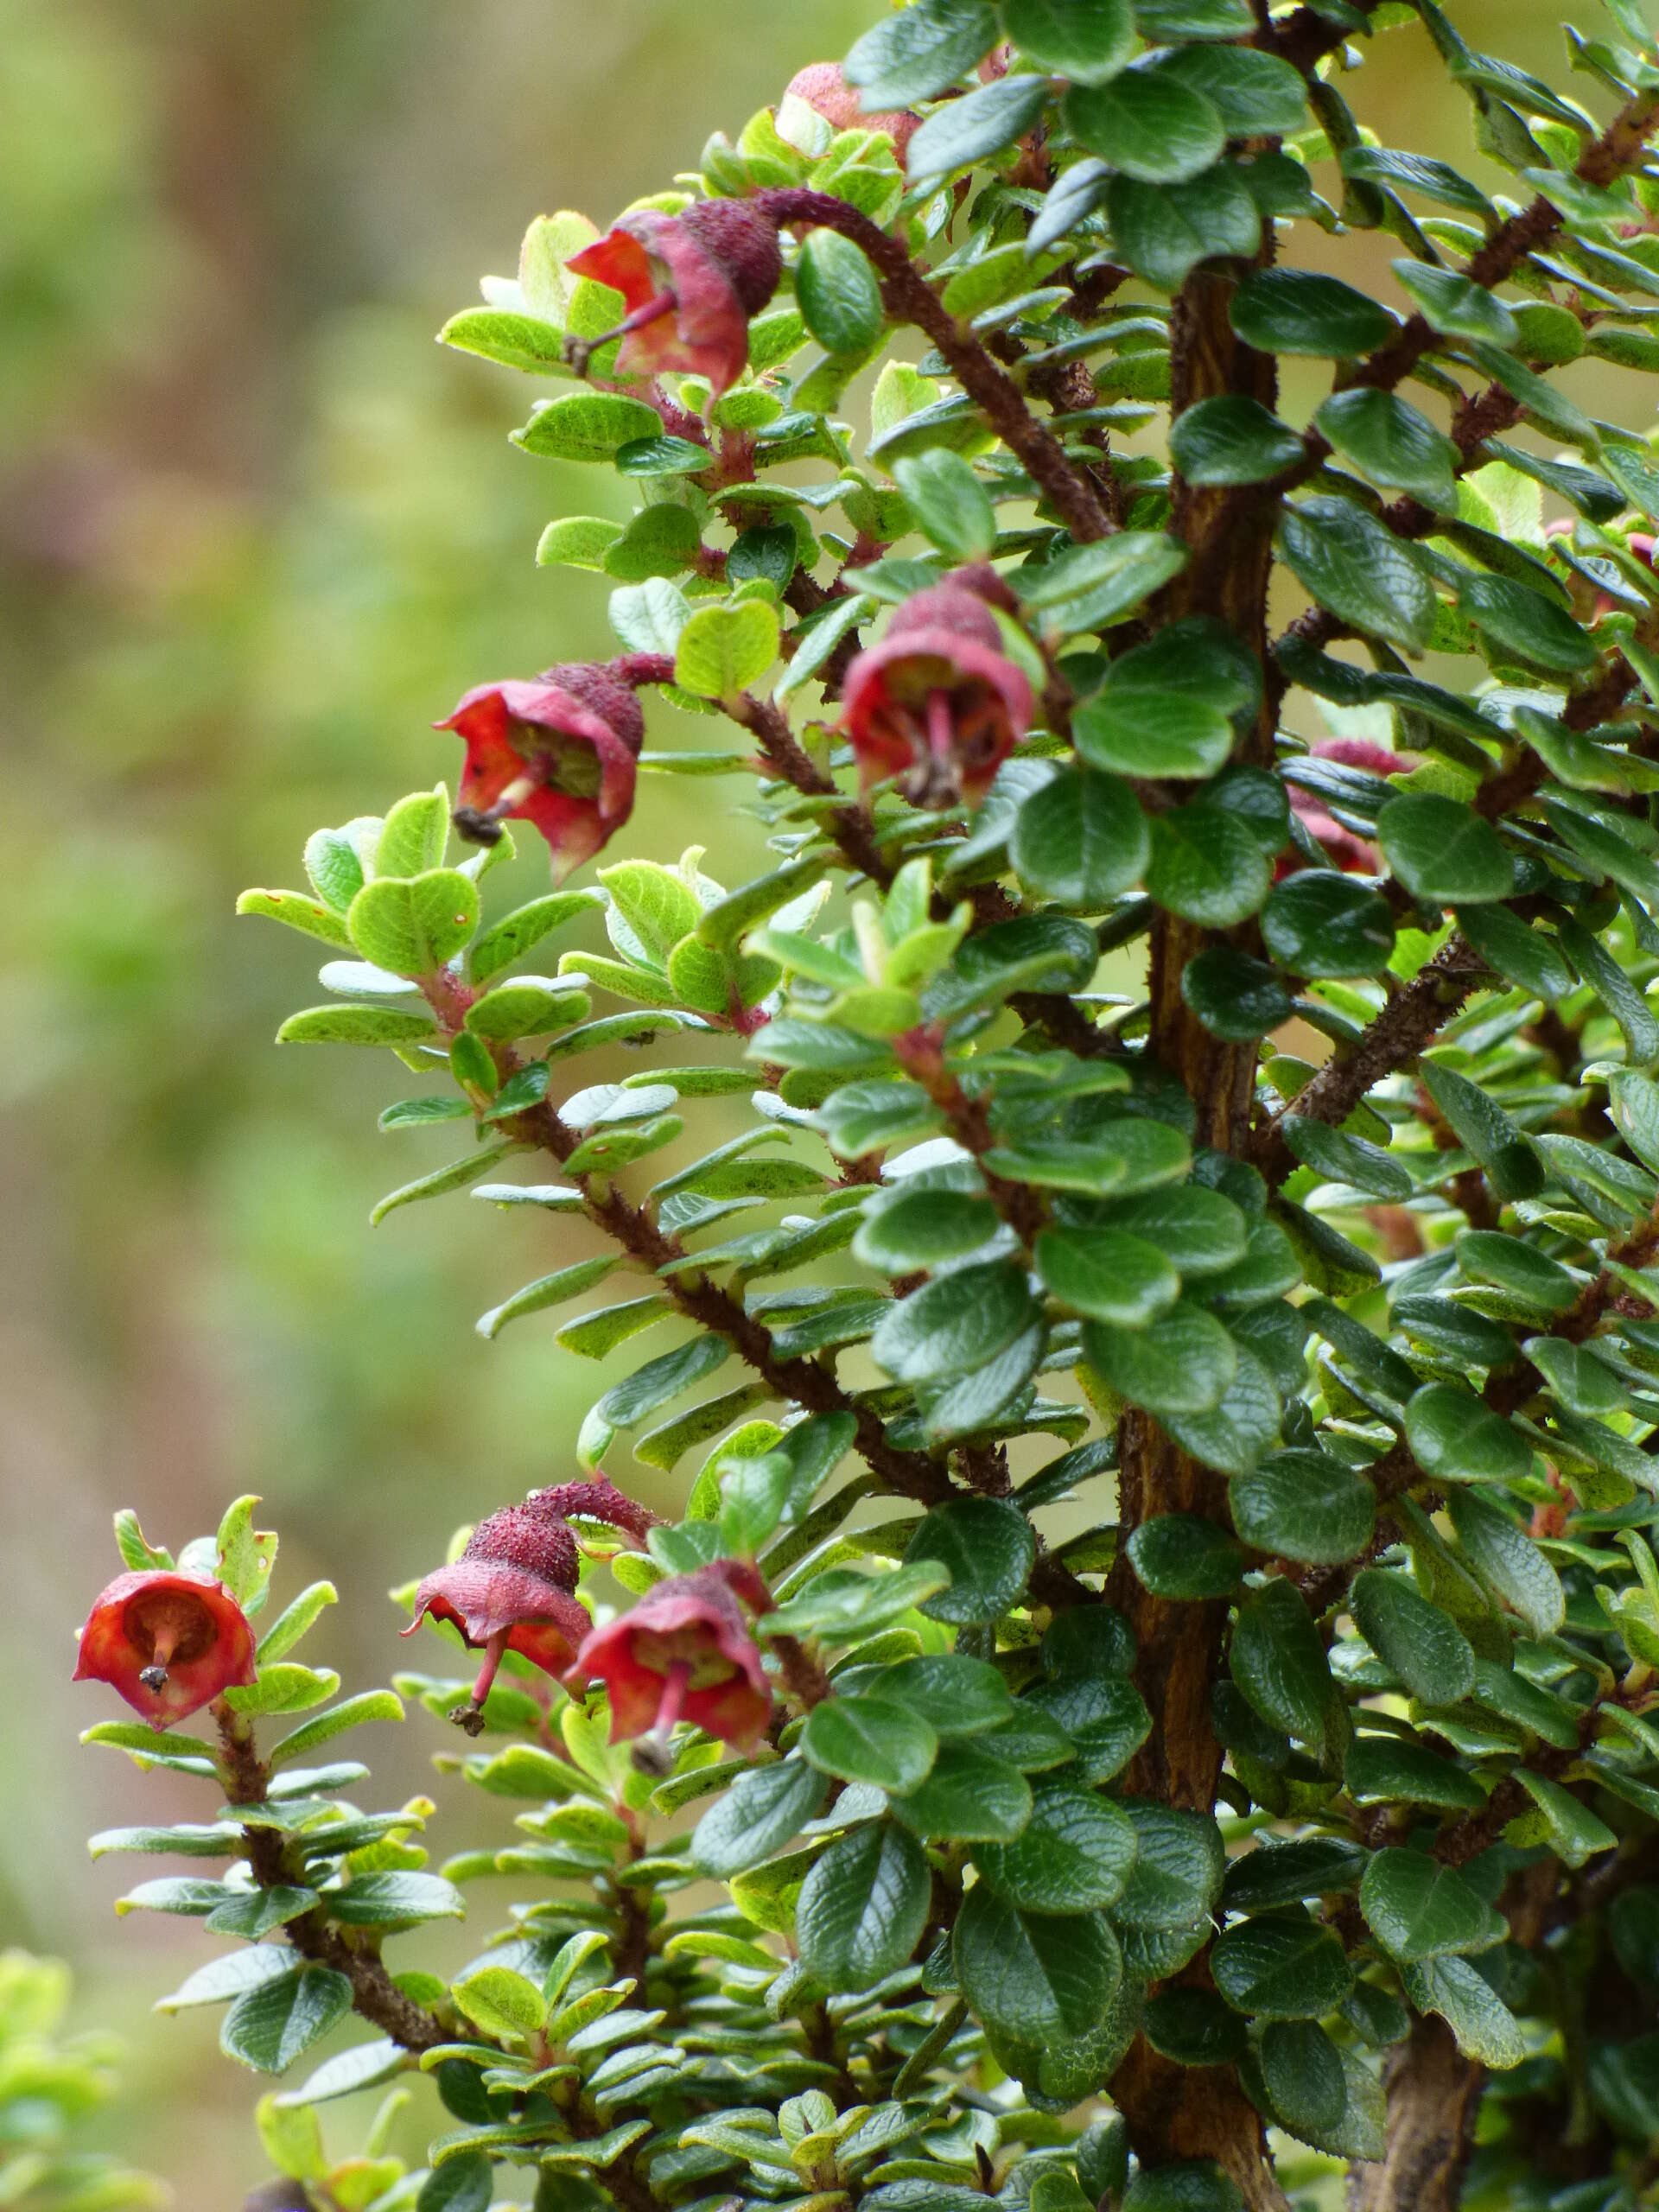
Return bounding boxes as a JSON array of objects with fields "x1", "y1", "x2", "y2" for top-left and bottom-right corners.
[
  {"x1": 782, "y1": 63, "x2": 919, "y2": 166},
  {"x1": 439, "y1": 661, "x2": 643, "y2": 880},
  {"x1": 566, "y1": 200, "x2": 783, "y2": 397},
  {"x1": 841, "y1": 569, "x2": 1033, "y2": 810},
  {"x1": 74, "y1": 1570, "x2": 257, "y2": 1729},
  {"x1": 576, "y1": 1566, "x2": 772, "y2": 1773}
]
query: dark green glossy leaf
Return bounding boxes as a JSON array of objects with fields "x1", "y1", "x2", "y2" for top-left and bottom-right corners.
[
  {"x1": 975, "y1": 1780, "x2": 1139, "y2": 1911},
  {"x1": 904, "y1": 1496, "x2": 1036, "y2": 1624},
  {"x1": 796, "y1": 1821, "x2": 932, "y2": 1990}
]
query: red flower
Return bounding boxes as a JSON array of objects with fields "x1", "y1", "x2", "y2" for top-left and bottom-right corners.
[
  {"x1": 840, "y1": 569, "x2": 1033, "y2": 810},
  {"x1": 440, "y1": 661, "x2": 643, "y2": 880},
  {"x1": 565, "y1": 200, "x2": 783, "y2": 397},
  {"x1": 1287, "y1": 737, "x2": 1412, "y2": 875},
  {"x1": 75, "y1": 1570, "x2": 257, "y2": 1730},
  {"x1": 783, "y1": 63, "x2": 919, "y2": 167},
  {"x1": 403, "y1": 1501, "x2": 593, "y2": 1737},
  {"x1": 577, "y1": 1565, "x2": 772, "y2": 1774}
]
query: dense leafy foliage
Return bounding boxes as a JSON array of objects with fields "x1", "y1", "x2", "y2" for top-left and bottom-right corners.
[
  {"x1": 73, "y1": 1, "x2": 1659, "y2": 2207},
  {"x1": 0, "y1": 1951, "x2": 162, "y2": 2209}
]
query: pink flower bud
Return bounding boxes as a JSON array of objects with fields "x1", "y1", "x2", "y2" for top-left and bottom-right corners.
[
  {"x1": 783, "y1": 63, "x2": 919, "y2": 167},
  {"x1": 403, "y1": 1501, "x2": 592, "y2": 1735},
  {"x1": 566, "y1": 201, "x2": 783, "y2": 397},
  {"x1": 577, "y1": 1566, "x2": 772, "y2": 1772},
  {"x1": 841, "y1": 571, "x2": 1033, "y2": 810},
  {"x1": 439, "y1": 661, "x2": 643, "y2": 880},
  {"x1": 74, "y1": 1569, "x2": 257, "y2": 1729}
]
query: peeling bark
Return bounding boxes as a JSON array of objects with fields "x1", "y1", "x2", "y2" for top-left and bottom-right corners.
[{"x1": 1346, "y1": 2019, "x2": 1484, "y2": 2212}]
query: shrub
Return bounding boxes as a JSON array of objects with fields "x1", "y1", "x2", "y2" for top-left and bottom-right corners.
[{"x1": 76, "y1": 3, "x2": 1659, "y2": 2208}]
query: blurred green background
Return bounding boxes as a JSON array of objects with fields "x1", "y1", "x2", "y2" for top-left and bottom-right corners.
[{"x1": 0, "y1": 0, "x2": 1617, "y2": 2194}]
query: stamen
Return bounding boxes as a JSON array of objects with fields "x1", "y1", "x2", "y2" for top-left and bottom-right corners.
[
  {"x1": 565, "y1": 290, "x2": 679, "y2": 378},
  {"x1": 448, "y1": 1629, "x2": 509, "y2": 1738},
  {"x1": 631, "y1": 1658, "x2": 691, "y2": 1777},
  {"x1": 138, "y1": 1664, "x2": 169, "y2": 1693},
  {"x1": 453, "y1": 772, "x2": 539, "y2": 849}
]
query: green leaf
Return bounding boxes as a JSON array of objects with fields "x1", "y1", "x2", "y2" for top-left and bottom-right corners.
[
  {"x1": 513, "y1": 390, "x2": 663, "y2": 462},
  {"x1": 904, "y1": 1496, "x2": 1036, "y2": 1624},
  {"x1": 1399, "y1": 1955, "x2": 1525, "y2": 2068},
  {"x1": 440, "y1": 305, "x2": 566, "y2": 374},
  {"x1": 1211, "y1": 1912, "x2": 1354, "y2": 2019},
  {"x1": 464, "y1": 978, "x2": 588, "y2": 1041},
  {"x1": 890, "y1": 1743, "x2": 1033, "y2": 1841},
  {"x1": 1233, "y1": 270, "x2": 1395, "y2": 357},
  {"x1": 1510, "y1": 1769, "x2": 1618, "y2": 1866},
  {"x1": 451, "y1": 1966, "x2": 545, "y2": 2042},
  {"x1": 1001, "y1": 0, "x2": 1135, "y2": 84},
  {"x1": 1405, "y1": 1382, "x2": 1531, "y2": 1484},
  {"x1": 1346, "y1": 1735, "x2": 1484, "y2": 1812},
  {"x1": 893, "y1": 449, "x2": 995, "y2": 563},
  {"x1": 974, "y1": 1780, "x2": 1138, "y2": 1910},
  {"x1": 1064, "y1": 58, "x2": 1226, "y2": 183},
  {"x1": 1279, "y1": 499, "x2": 1436, "y2": 653},
  {"x1": 1417, "y1": 1058, "x2": 1541, "y2": 1197},
  {"x1": 257, "y1": 1582, "x2": 339, "y2": 1665},
  {"x1": 1103, "y1": 1185, "x2": 1248, "y2": 1274},
  {"x1": 1457, "y1": 1229, "x2": 1580, "y2": 1314},
  {"x1": 1464, "y1": 586, "x2": 1592, "y2": 694},
  {"x1": 691, "y1": 1758, "x2": 825, "y2": 1877},
  {"x1": 1113, "y1": 1801, "x2": 1225, "y2": 1930},
  {"x1": 802, "y1": 1695, "x2": 939, "y2": 1791},
  {"x1": 1281, "y1": 1116, "x2": 1411, "y2": 1199},
  {"x1": 1010, "y1": 766, "x2": 1149, "y2": 907},
  {"x1": 855, "y1": 1186, "x2": 1000, "y2": 1274},
  {"x1": 907, "y1": 73, "x2": 1051, "y2": 183},
  {"x1": 1314, "y1": 389, "x2": 1458, "y2": 507},
  {"x1": 796, "y1": 1821, "x2": 932, "y2": 1990},
  {"x1": 797, "y1": 228, "x2": 886, "y2": 356},
  {"x1": 1122, "y1": 2164, "x2": 1243, "y2": 2212},
  {"x1": 1261, "y1": 2019, "x2": 1347, "y2": 2136},
  {"x1": 476, "y1": 1254, "x2": 617, "y2": 1341},
  {"x1": 1084, "y1": 1300, "x2": 1237, "y2": 1418},
  {"x1": 277, "y1": 1005, "x2": 436, "y2": 1047},
  {"x1": 1075, "y1": 686, "x2": 1235, "y2": 782},
  {"x1": 873, "y1": 1262, "x2": 1038, "y2": 1382},
  {"x1": 1106, "y1": 167, "x2": 1261, "y2": 293},
  {"x1": 1230, "y1": 1580, "x2": 1335, "y2": 1753},
  {"x1": 1125, "y1": 1515, "x2": 1244, "y2": 1599},
  {"x1": 595, "y1": 1333, "x2": 731, "y2": 1427},
  {"x1": 270, "y1": 1690, "x2": 404, "y2": 1769},
  {"x1": 1160, "y1": 43, "x2": 1310, "y2": 133},
  {"x1": 1350, "y1": 1570, "x2": 1476, "y2": 1704},
  {"x1": 1229, "y1": 1449, "x2": 1375, "y2": 1566},
  {"x1": 844, "y1": 0, "x2": 999, "y2": 105},
  {"x1": 1169, "y1": 396, "x2": 1306, "y2": 486},
  {"x1": 1360, "y1": 1849, "x2": 1506, "y2": 1961},
  {"x1": 673, "y1": 601, "x2": 780, "y2": 700},
  {"x1": 1146, "y1": 801, "x2": 1272, "y2": 927},
  {"x1": 1445, "y1": 1489, "x2": 1563, "y2": 1637},
  {"x1": 222, "y1": 1967, "x2": 353, "y2": 2075},
  {"x1": 1035, "y1": 1226, "x2": 1180, "y2": 1327},
  {"x1": 237, "y1": 889, "x2": 353, "y2": 949},
  {"x1": 1016, "y1": 531, "x2": 1189, "y2": 634},
  {"x1": 760, "y1": 1561, "x2": 950, "y2": 1640},
  {"x1": 1262, "y1": 869, "x2": 1395, "y2": 977},
  {"x1": 1393, "y1": 257, "x2": 1519, "y2": 347},
  {"x1": 954, "y1": 1886, "x2": 1123, "y2": 2043},
  {"x1": 376, "y1": 790, "x2": 448, "y2": 879},
  {"x1": 327, "y1": 1872, "x2": 465, "y2": 1926},
  {"x1": 1022, "y1": 1672, "x2": 1151, "y2": 1786},
  {"x1": 371, "y1": 1141, "x2": 517, "y2": 1228}
]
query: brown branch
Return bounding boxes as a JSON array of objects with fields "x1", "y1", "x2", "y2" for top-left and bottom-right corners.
[
  {"x1": 1253, "y1": 936, "x2": 1489, "y2": 1184},
  {"x1": 215, "y1": 1707, "x2": 450, "y2": 2055},
  {"x1": 1346, "y1": 2017, "x2": 1484, "y2": 2212},
  {"x1": 752, "y1": 188, "x2": 1112, "y2": 544}
]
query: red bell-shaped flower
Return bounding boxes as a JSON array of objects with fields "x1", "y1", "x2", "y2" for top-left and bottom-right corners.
[
  {"x1": 565, "y1": 200, "x2": 783, "y2": 397},
  {"x1": 783, "y1": 63, "x2": 919, "y2": 166},
  {"x1": 577, "y1": 1564, "x2": 772, "y2": 1773},
  {"x1": 75, "y1": 1569, "x2": 257, "y2": 1730},
  {"x1": 440, "y1": 661, "x2": 643, "y2": 880},
  {"x1": 403, "y1": 1501, "x2": 593, "y2": 1737},
  {"x1": 841, "y1": 569, "x2": 1033, "y2": 810}
]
